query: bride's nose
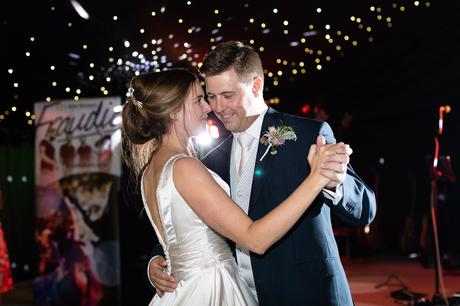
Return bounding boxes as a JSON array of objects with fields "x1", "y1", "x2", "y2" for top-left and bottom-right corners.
[{"x1": 202, "y1": 101, "x2": 211, "y2": 114}]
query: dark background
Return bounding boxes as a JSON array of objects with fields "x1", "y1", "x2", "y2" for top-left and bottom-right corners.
[{"x1": 2, "y1": 1, "x2": 460, "y2": 304}]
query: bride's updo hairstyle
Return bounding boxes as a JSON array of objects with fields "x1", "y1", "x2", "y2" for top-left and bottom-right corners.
[{"x1": 122, "y1": 69, "x2": 199, "y2": 178}]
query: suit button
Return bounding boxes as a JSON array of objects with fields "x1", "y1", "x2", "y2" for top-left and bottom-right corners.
[{"x1": 346, "y1": 202, "x2": 355, "y2": 213}]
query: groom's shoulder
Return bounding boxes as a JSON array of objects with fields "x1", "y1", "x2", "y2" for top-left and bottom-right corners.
[{"x1": 274, "y1": 110, "x2": 323, "y2": 132}]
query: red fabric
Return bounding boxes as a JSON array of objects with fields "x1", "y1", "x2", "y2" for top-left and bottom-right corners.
[{"x1": 0, "y1": 225, "x2": 13, "y2": 293}]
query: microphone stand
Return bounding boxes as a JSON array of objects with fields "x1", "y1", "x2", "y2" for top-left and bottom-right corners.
[
  {"x1": 426, "y1": 105, "x2": 451, "y2": 306},
  {"x1": 429, "y1": 175, "x2": 447, "y2": 305}
]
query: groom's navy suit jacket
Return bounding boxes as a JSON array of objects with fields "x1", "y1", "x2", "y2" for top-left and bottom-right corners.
[
  {"x1": 200, "y1": 108, "x2": 376, "y2": 306},
  {"x1": 149, "y1": 108, "x2": 376, "y2": 305}
]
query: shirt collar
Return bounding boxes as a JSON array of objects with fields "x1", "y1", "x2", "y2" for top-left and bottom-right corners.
[{"x1": 232, "y1": 107, "x2": 268, "y2": 141}]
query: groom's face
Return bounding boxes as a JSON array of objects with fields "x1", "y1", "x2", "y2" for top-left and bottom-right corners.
[{"x1": 205, "y1": 68, "x2": 257, "y2": 133}]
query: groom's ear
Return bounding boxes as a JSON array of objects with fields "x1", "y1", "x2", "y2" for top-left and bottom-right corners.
[{"x1": 252, "y1": 76, "x2": 263, "y2": 97}]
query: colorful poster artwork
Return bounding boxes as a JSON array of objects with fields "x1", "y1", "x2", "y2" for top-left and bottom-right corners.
[{"x1": 33, "y1": 98, "x2": 122, "y2": 306}]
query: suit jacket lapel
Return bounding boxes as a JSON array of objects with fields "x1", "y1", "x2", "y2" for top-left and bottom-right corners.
[
  {"x1": 248, "y1": 108, "x2": 283, "y2": 216},
  {"x1": 203, "y1": 134, "x2": 233, "y2": 184},
  {"x1": 220, "y1": 135, "x2": 232, "y2": 184}
]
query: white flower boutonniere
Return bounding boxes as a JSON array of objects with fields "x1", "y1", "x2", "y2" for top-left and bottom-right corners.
[{"x1": 259, "y1": 125, "x2": 297, "y2": 161}]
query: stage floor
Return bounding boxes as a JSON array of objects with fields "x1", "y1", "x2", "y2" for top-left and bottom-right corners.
[
  {"x1": 346, "y1": 255, "x2": 460, "y2": 305},
  {"x1": 2, "y1": 255, "x2": 460, "y2": 305}
]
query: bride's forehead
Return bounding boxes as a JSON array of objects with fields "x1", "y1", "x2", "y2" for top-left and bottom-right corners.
[{"x1": 188, "y1": 82, "x2": 204, "y2": 96}]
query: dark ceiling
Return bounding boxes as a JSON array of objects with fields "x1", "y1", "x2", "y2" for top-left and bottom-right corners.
[{"x1": 2, "y1": 1, "x2": 460, "y2": 160}]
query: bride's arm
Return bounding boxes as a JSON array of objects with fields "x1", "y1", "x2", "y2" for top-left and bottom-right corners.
[{"x1": 173, "y1": 143, "x2": 347, "y2": 255}]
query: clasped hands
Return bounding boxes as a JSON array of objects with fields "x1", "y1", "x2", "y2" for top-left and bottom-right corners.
[{"x1": 307, "y1": 135, "x2": 353, "y2": 190}]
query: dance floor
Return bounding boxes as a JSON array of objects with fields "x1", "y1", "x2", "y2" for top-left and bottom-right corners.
[
  {"x1": 2, "y1": 255, "x2": 460, "y2": 305},
  {"x1": 346, "y1": 255, "x2": 460, "y2": 306}
]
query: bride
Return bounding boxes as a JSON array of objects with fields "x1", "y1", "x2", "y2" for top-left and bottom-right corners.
[{"x1": 121, "y1": 69, "x2": 350, "y2": 305}]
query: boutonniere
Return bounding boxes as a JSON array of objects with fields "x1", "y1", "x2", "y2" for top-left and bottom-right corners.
[{"x1": 259, "y1": 125, "x2": 297, "y2": 161}]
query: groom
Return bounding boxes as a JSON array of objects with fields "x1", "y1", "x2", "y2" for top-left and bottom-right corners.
[{"x1": 147, "y1": 41, "x2": 376, "y2": 305}]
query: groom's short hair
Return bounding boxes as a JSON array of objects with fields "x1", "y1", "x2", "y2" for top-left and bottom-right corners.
[{"x1": 200, "y1": 41, "x2": 264, "y2": 84}]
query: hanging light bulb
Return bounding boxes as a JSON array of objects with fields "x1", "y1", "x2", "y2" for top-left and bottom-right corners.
[{"x1": 70, "y1": 0, "x2": 90, "y2": 20}]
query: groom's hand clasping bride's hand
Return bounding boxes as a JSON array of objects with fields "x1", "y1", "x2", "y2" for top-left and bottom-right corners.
[
  {"x1": 149, "y1": 256, "x2": 177, "y2": 297},
  {"x1": 308, "y1": 135, "x2": 353, "y2": 190}
]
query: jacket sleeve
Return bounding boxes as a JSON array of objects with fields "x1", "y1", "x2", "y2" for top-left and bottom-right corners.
[{"x1": 319, "y1": 121, "x2": 377, "y2": 226}]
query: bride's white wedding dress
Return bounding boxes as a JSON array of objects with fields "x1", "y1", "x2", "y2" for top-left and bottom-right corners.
[{"x1": 141, "y1": 154, "x2": 258, "y2": 306}]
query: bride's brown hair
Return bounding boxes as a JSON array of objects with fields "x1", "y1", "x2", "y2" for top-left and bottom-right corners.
[{"x1": 121, "y1": 69, "x2": 199, "y2": 180}]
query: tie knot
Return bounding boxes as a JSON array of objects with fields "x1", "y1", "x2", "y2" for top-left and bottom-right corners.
[{"x1": 237, "y1": 132, "x2": 254, "y2": 148}]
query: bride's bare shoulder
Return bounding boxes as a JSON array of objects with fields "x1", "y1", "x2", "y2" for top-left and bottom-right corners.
[{"x1": 173, "y1": 155, "x2": 206, "y2": 174}]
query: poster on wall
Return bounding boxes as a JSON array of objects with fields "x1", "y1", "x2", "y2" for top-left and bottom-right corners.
[{"x1": 33, "y1": 97, "x2": 122, "y2": 306}]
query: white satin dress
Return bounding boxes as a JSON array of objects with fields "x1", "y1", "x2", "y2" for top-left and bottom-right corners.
[{"x1": 141, "y1": 154, "x2": 258, "y2": 306}]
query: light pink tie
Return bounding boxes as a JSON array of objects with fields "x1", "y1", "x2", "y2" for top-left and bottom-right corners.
[{"x1": 237, "y1": 132, "x2": 254, "y2": 177}]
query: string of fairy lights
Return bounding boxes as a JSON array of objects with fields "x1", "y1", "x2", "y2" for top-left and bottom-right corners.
[{"x1": 2, "y1": 1, "x2": 432, "y2": 127}]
